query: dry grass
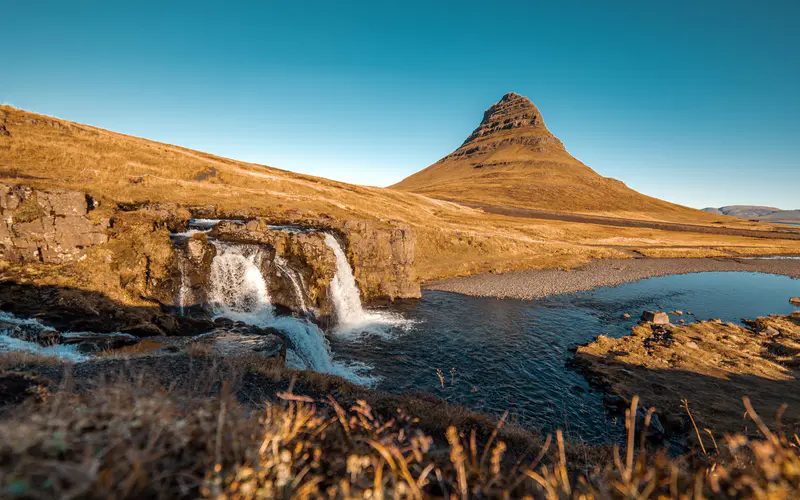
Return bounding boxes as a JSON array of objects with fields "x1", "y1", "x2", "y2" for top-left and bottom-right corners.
[{"x1": 0, "y1": 365, "x2": 799, "y2": 498}]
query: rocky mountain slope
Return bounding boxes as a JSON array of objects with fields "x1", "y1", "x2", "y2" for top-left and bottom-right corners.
[
  {"x1": 703, "y1": 205, "x2": 800, "y2": 223},
  {"x1": 392, "y1": 92, "x2": 717, "y2": 220}
]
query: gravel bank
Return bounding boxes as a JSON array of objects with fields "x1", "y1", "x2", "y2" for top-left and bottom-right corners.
[{"x1": 425, "y1": 257, "x2": 800, "y2": 300}]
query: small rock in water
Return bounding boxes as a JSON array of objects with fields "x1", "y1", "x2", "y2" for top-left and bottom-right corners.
[
  {"x1": 622, "y1": 313, "x2": 631, "y2": 319},
  {"x1": 641, "y1": 311, "x2": 670, "y2": 325},
  {"x1": 670, "y1": 310, "x2": 683, "y2": 316},
  {"x1": 790, "y1": 297, "x2": 800, "y2": 306}
]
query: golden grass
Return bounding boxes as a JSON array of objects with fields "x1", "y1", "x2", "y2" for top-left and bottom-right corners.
[
  {"x1": 1, "y1": 364, "x2": 799, "y2": 498},
  {"x1": 2, "y1": 104, "x2": 800, "y2": 291}
]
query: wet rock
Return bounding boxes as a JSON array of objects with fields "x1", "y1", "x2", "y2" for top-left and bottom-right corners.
[
  {"x1": 670, "y1": 310, "x2": 683, "y2": 316},
  {"x1": 0, "y1": 320, "x2": 60, "y2": 345},
  {"x1": 196, "y1": 330, "x2": 288, "y2": 360},
  {"x1": 603, "y1": 394, "x2": 626, "y2": 410},
  {"x1": 641, "y1": 311, "x2": 670, "y2": 325},
  {"x1": 622, "y1": 313, "x2": 631, "y2": 319},
  {"x1": 60, "y1": 332, "x2": 140, "y2": 354},
  {"x1": 790, "y1": 297, "x2": 800, "y2": 306},
  {"x1": 120, "y1": 323, "x2": 165, "y2": 337}
]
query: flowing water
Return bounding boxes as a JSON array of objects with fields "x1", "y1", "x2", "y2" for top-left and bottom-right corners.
[
  {"x1": 332, "y1": 271, "x2": 800, "y2": 443},
  {"x1": 206, "y1": 240, "x2": 377, "y2": 385},
  {"x1": 322, "y1": 233, "x2": 412, "y2": 337}
]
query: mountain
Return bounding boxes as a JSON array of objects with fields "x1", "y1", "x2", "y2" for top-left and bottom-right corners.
[
  {"x1": 703, "y1": 206, "x2": 800, "y2": 223},
  {"x1": 392, "y1": 92, "x2": 714, "y2": 221}
]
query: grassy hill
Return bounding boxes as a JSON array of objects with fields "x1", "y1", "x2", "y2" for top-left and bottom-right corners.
[{"x1": 1, "y1": 104, "x2": 797, "y2": 290}]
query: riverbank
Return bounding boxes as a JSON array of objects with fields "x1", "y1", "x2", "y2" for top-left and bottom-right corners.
[
  {"x1": 571, "y1": 310, "x2": 800, "y2": 447},
  {"x1": 425, "y1": 257, "x2": 800, "y2": 300}
]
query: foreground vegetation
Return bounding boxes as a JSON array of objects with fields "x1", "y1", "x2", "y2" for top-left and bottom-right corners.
[{"x1": 1, "y1": 351, "x2": 799, "y2": 499}]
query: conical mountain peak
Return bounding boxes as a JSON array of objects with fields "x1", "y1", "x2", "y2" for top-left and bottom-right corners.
[{"x1": 391, "y1": 92, "x2": 704, "y2": 216}]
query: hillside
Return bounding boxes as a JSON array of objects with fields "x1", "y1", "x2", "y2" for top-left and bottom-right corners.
[
  {"x1": 704, "y1": 205, "x2": 800, "y2": 223},
  {"x1": 0, "y1": 104, "x2": 798, "y2": 292},
  {"x1": 392, "y1": 92, "x2": 717, "y2": 222}
]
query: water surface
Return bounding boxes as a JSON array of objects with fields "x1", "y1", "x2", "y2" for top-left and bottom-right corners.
[{"x1": 332, "y1": 272, "x2": 800, "y2": 443}]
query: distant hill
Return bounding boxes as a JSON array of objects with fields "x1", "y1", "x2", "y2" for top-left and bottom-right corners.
[
  {"x1": 703, "y1": 206, "x2": 800, "y2": 223},
  {"x1": 392, "y1": 92, "x2": 716, "y2": 222}
]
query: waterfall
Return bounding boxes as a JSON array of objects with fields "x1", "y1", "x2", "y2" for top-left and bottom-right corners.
[
  {"x1": 207, "y1": 241, "x2": 374, "y2": 385},
  {"x1": 323, "y1": 233, "x2": 412, "y2": 336},
  {"x1": 208, "y1": 242, "x2": 274, "y2": 323},
  {"x1": 273, "y1": 255, "x2": 309, "y2": 314},
  {"x1": 177, "y1": 255, "x2": 191, "y2": 316},
  {"x1": 323, "y1": 233, "x2": 366, "y2": 327}
]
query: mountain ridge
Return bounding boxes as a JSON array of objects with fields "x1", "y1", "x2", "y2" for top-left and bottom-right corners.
[{"x1": 703, "y1": 205, "x2": 800, "y2": 223}]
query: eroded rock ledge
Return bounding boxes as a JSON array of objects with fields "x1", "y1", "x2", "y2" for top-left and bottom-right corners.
[{"x1": 0, "y1": 182, "x2": 420, "y2": 335}]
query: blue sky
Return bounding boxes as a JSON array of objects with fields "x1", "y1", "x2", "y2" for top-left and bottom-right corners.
[{"x1": 2, "y1": 0, "x2": 798, "y2": 209}]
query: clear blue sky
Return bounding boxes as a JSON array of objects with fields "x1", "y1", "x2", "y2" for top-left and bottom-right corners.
[{"x1": 2, "y1": 1, "x2": 798, "y2": 209}]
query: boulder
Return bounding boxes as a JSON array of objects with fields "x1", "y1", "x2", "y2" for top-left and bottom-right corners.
[{"x1": 641, "y1": 311, "x2": 670, "y2": 325}]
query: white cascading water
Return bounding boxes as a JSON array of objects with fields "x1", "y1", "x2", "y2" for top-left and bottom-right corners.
[
  {"x1": 323, "y1": 233, "x2": 412, "y2": 336},
  {"x1": 207, "y1": 241, "x2": 374, "y2": 385},
  {"x1": 0, "y1": 312, "x2": 88, "y2": 362},
  {"x1": 177, "y1": 255, "x2": 191, "y2": 316}
]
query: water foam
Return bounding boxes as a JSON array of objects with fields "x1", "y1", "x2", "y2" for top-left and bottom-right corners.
[{"x1": 0, "y1": 312, "x2": 88, "y2": 362}]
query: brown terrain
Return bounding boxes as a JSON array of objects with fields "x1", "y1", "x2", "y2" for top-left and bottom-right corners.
[
  {"x1": 572, "y1": 310, "x2": 800, "y2": 446},
  {"x1": 0, "y1": 101, "x2": 798, "y2": 336}
]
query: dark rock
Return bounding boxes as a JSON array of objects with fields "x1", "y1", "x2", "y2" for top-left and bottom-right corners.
[
  {"x1": 0, "y1": 373, "x2": 46, "y2": 407},
  {"x1": 60, "y1": 331, "x2": 140, "y2": 354}
]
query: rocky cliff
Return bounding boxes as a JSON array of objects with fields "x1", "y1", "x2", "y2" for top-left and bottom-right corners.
[
  {"x1": 340, "y1": 220, "x2": 419, "y2": 301},
  {"x1": 0, "y1": 183, "x2": 109, "y2": 263}
]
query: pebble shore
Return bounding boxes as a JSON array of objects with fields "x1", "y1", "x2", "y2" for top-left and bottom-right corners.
[{"x1": 424, "y1": 257, "x2": 800, "y2": 300}]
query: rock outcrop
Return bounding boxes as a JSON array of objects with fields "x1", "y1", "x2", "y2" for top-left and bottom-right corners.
[
  {"x1": 340, "y1": 220, "x2": 420, "y2": 301},
  {"x1": 0, "y1": 183, "x2": 109, "y2": 263}
]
